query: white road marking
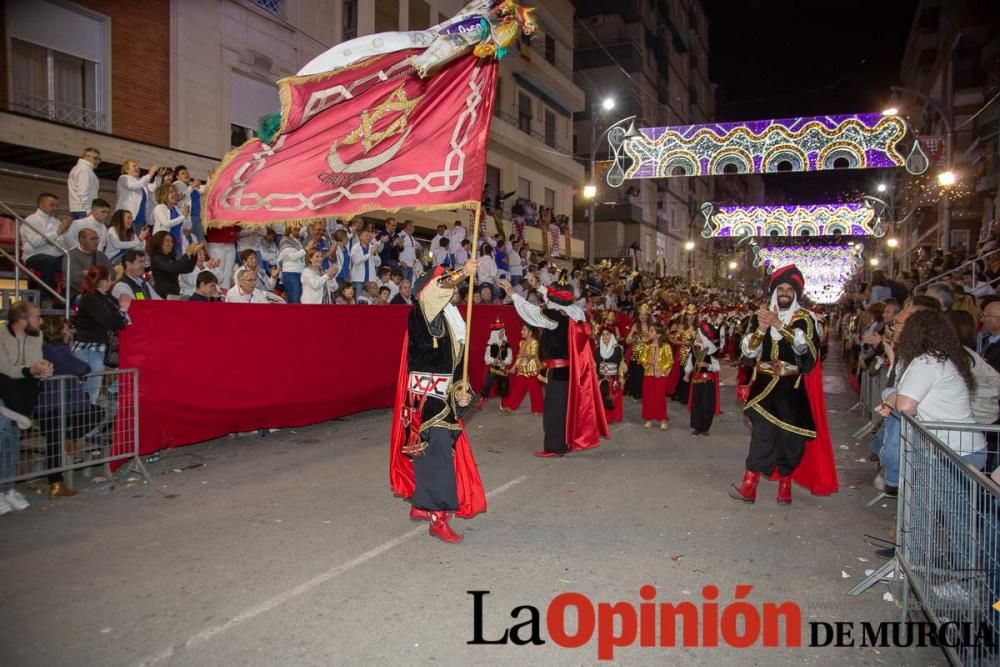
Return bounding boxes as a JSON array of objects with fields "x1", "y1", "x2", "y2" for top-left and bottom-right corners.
[{"x1": 135, "y1": 475, "x2": 528, "y2": 667}]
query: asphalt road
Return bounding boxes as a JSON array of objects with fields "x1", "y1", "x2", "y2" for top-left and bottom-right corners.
[{"x1": 0, "y1": 352, "x2": 946, "y2": 666}]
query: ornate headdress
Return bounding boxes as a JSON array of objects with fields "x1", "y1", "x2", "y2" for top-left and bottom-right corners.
[{"x1": 768, "y1": 264, "x2": 805, "y2": 299}]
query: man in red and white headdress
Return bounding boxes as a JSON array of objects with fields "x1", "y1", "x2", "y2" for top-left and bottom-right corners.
[
  {"x1": 477, "y1": 317, "x2": 512, "y2": 410},
  {"x1": 728, "y1": 264, "x2": 838, "y2": 506}
]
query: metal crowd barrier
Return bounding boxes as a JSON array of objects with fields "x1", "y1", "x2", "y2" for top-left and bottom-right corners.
[
  {"x1": 851, "y1": 416, "x2": 1000, "y2": 666},
  {"x1": 0, "y1": 369, "x2": 149, "y2": 491},
  {"x1": 850, "y1": 364, "x2": 890, "y2": 440}
]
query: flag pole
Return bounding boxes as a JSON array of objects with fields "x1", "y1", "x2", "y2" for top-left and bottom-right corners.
[{"x1": 461, "y1": 202, "x2": 482, "y2": 390}]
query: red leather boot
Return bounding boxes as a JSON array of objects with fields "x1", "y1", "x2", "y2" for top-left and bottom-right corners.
[
  {"x1": 777, "y1": 476, "x2": 792, "y2": 505},
  {"x1": 428, "y1": 512, "x2": 463, "y2": 543},
  {"x1": 476, "y1": 396, "x2": 488, "y2": 411},
  {"x1": 409, "y1": 507, "x2": 431, "y2": 521},
  {"x1": 728, "y1": 470, "x2": 760, "y2": 504}
]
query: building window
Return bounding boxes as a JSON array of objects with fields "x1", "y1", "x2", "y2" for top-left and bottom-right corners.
[
  {"x1": 544, "y1": 188, "x2": 555, "y2": 211},
  {"x1": 544, "y1": 109, "x2": 556, "y2": 148},
  {"x1": 518, "y1": 91, "x2": 532, "y2": 134},
  {"x1": 517, "y1": 177, "x2": 531, "y2": 201},
  {"x1": 343, "y1": 0, "x2": 358, "y2": 40},
  {"x1": 544, "y1": 34, "x2": 556, "y2": 65},
  {"x1": 408, "y1": 0, "x2": 430, "y2": 30},
  {"x1": 230, "y1": 71, "x2": 280, "y2": 147},
  {"x1": 375, "y1": 0, "x2": 399, "y2": 33},
  {"x1": 249, "y1": 0, "x2": 285, "y2": 16},
  {"x1": 7, "y1": 0, "x2": 108, "y2": 132}
]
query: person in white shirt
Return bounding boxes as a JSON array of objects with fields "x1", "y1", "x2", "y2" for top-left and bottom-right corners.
[
  {"x1": 453, "y1": 238, "x2": 471, "y2": 267},
  {"x1": 179, "y1": 249, "x2": 223, "y2": 296},
  {"x1": 224, "y1": 270, "x2": 272, "y2": 304},
  {"x1": 23, "y1": 193, "x2": 73, "y2": 289},
  {"x1": 234, "y1": 249, "x2": 279, "y2": 293},
  {"x1": 152, "y1": 183, "x2": 189, "y2": 239},
  {"x1": 350, "y1": 229, "x2": 382, "y2": 293},
  {"x1": 375, "y1": 267, "x2": 400, "y2": 300},
  {"x1": 537, "y1": 261, "x2": 554, "y2": 286},
  {"x1": 277, "y1": 223, "x2": 307, "y2": 304},
  {"x1": 67, "y1": 148, "x2": 101, "y2": 219},
  {"x1": 300, "y1": 248, "x2": 338, "y2": 304},
  {"x1": 430, "y1": 225, "x2": 448, "y2": 258},
  {"x1": 115, "y1": 160, "x2": 159, "y2": 232},
  {"x1": 396, "y1": 220, "x2": 419, "y2": 282},
  {"x1": 448, "y1": 219, "x2": 466, "y2": 248},
  {"x1": 75, "y1": 198, "x2": 111, "y2": 254},
  {"x1": 476, "y1": 244, "x2": 498, "y2": 297},
  {"x1": 432, "y1": 237, "x2": 453, "y2": 267},
  {"x1": 508, "y1": 236, "x2": 524, "y2": 285},
  {"x1": 105, "y1": 209, "x2": 148, "y2": 264}
]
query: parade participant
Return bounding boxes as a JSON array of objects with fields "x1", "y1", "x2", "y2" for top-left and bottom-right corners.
[
  {"x1": 389, "y1": 260, "x2": 486, "y2": 543},
  {"x1": 728, "y1": 265, "x2": 837, "y2": 505},
  {"x1": 596, "y1": 325, "x2": 625, "y2": 424},
  {"x1": 624, "y1": 303, "x2": 654, "y2": 400},
  {"x1": 477, "y1": 318, "x2": 513, "y2": 410},
  {"x1": 670, "y1": 311, "x2": 697, "y2": 403},
  {"x1": 686, "y1": 322, "x2": 721, "y2": 436},
  {"x1": 499, "y1": 274, "x2": 608, "y2": 457},
  {"x1": 641, "y1": 324, "x2": 674, "y2": 430},
  {"x1": 500, "y1": 325, "x2": 544, "y2": 415}
]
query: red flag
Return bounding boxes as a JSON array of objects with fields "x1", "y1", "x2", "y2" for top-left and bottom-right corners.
[{"x1": 205, "y1": 50, "x2": 497, "y2": 225}]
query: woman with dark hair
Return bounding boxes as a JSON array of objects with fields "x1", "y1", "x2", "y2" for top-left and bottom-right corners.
[
  {"x1": 946, "y1": 310, "x2": 1000, "y2": 427},
  {"x1": 148, "y1": 230, "x2": 200, "y2": 297},
  {"x1": 876, "y1": 309, "x2": 986, "y2": 466},
  {"x1": 74, "y1": 265, "x2": 130, "y2": 404},
  {"x1": 105, "y1": 209, "x2": 147, "y2": 264},
  {"x1": 37, "y1": 316, "x2": 106, "y2": 498}
]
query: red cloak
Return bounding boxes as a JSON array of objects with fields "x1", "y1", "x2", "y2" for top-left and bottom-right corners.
[
  {"x1": 769, "y1": 358, "x2": 839, "y2": 496},
  {"x1": 388, "y1": 332, "x2": 487, "y2": 519},
  {"x1": 566, "y1": 320, "x2": 610, "y2": 450}
]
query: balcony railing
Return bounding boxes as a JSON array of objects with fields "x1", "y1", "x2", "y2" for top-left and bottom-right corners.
[
  {"x1": 494, "y1": 110, "x2": 573, "y2": 155},
  {"x1": 249, "y1": 0, "x2": 285, "y2": 16},
  {"x1": 524, "y1": 38, "x2": 574, "y2": 79},
  {"x1": 10, "y1": 91, "x2": 107, "y2": 132}
]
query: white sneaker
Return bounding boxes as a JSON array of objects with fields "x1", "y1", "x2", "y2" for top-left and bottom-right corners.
[
  {"x1": 0, "y1": 495, "x2": 12, "y2": 516},
  {"x1": 3, "y1": 489, "x2": 29, "y2": 511},
  {"x1": 873, "y1": 471, "x2": 885, "y2": 491}
]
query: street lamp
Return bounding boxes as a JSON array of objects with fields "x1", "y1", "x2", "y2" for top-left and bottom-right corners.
[
  {"x1": 877, "y1": 183, "x2": 887, "y2": 193},
  {"x1": 586, "y1": 98, "x2": 627, "y2": 263},
  {"x1": 887, "y1": 237, "x2": 899, "y2": 248},
  {"x1": 869, "y1": 257, "x2": 880, "y2": 267},
  {"x1": 727, "y1": 260, "x2": 738, "y2": 270},
  {"x1": 881, "y1": 107, "x2": 899, "y2": 116},
  {"x1": 583, "y1": 185, "x2": 597, "y2": 199},
  {"x1": 937, "y1": 170, "x2": 957, "y2": 187},
  {"x1": 601, "y1": 97, "x2": 615, "y2": 111},
  {"x1": 891, "y1": 84, "x2": 955, "y2": 250},
  {"x1": 684, "y1": 240, "x2": 695, "y2": 251}
]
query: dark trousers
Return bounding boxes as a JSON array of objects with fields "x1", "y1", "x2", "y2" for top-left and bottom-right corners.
[
  {"x1": 624, "y1": 362, "x2": 644, "y2": 399},
  {"x1": 690, "y1": 380, "x2": 716, "y2": 433},
  {"x1": 481, "y1": 372, "x2": 509, "y2": 398},
  {"x1": 745, "y1": 410, "x2": 807, "y2": 476},
  {"x1": 543, "y1": 379, "x2": 569, "y2": 454},
  {"x1": 39, "y1": 405, "x2": 105, "y2": 483},
  {"x1": 411, "y1": 427, "x2": 458, "y2": 511},
  {"x1": 672, "y1": 378, "x2": 690, "y2": 403},
  {"x1": 26, "y1": 254, "x2": 64, "y2": 290}
]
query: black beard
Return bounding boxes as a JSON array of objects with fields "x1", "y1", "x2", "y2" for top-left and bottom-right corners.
[
  {"x1": 776, "y1": 297, "x2": 793, "y2": 309},
  {"x1": 25, "y1": 325, "x2": 40, "y2": 337}
]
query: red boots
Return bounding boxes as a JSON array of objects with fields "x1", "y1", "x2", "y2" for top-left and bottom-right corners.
[
  {"x1": 728, "y1": 470, "x2": 761, "y2": 503},
  {"x1": 409, "y1": 507, "x2": 431, "y2": 521},
  {"x1": 777, "y1": 476, "x2": 793, "y2": 505},
  {"x1": 476, "y1": 396, "x2": 488, "y2": 411},
  {"x1": 428, "y1": 511, "x2": 463, "y2": 543}
]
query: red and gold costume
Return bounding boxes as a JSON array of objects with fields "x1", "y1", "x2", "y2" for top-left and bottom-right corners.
[
  {"x1": 501, "y1": 333, "x2": 545, "y2": 414},
  {"x1": 640, "y1": 338, "x2": 674, "y2": 425}
]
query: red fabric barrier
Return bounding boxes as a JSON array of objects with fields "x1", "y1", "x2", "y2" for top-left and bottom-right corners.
[{"x1": 121, "y1": 302, "x2": 525, "y2": 455}]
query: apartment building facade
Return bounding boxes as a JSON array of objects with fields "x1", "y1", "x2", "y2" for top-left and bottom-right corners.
[{"x1": 0, "y1": 0, "x2": 584, "y2": 255}]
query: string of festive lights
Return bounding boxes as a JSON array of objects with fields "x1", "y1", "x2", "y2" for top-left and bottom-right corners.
[
  {"x1": 755, "y1": 244, "x2": 864, "y2": 304},
  {"x1": 700, "y1": 202, "x2": 880, "y2": 238}
]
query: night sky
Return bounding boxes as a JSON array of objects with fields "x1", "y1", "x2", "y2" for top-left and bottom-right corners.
[{"x1": 706, "y1": 0, "x2": 919, "y2": 203}]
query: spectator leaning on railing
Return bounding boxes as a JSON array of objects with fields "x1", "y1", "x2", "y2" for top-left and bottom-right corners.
[{"x1": 0, "y1": 301, "x2": 53, "y2": 417}]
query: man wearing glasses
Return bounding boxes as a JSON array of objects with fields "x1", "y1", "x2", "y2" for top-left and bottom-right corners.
[{"x1": 67, "y1": 148, "x2": 102, "y2": 220}]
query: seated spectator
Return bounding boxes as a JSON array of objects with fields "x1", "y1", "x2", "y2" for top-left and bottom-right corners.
[
  {"x1": 76, "y1": 198, "x2": 111, "y2": 253},
  {"x1": 478, "y1": 285, "x2": 495, "y2": 304},
  {"x1": 112, "y1": 249, "x2": 161, "y2": 301},
  {"x1": 374, "y1": 286, "x2": 390, "y2": 304},
  {"x1": 234, "y1": 248, "x2": 279, "y2": 292},
  {"x1": 357, "y1": 281, "x2": 379, "y2": 305},
  {"x1": 179, "y1": 249, "x2": 222, "y2": 296},
  {"x1": 149, "y1": 231, "x2": 200, "y2": 297},
  {"x1": 301, "y1": 248, "x2": 338, "y2": 304},
  {"x1": 106, "y1": 209, "x2": 147, "y2": 264},
  {"x1": 335, "y1": 283, "x2": 357, "y2": 305},
  {"x1": 38, "y1": 316, "x2": 106, "y2": 498},
  {"x1": 114, "y1": 160, "x2": 159, "y2": 231},
  {"x1": 390, "y1": 280, "x2": 413, "y2": 305},
  {"x1": 981, "y1": 297, "x2": 1000, "y2": 370},
  {"x1": 74, "y1": 266, "x2": 129, "y2": 406},
  {"x1": 68, "y1": 228, "x2": 114, "y2": 298},
  {"x1": 23, "y1": 193, "x2": 73, "y2": 290},
  {"x1": 224, "y1": 268, "x2": 272, "y2": 304},
  {"x1": 189, "y1": 271, "x2": 221, "y2": 301}
]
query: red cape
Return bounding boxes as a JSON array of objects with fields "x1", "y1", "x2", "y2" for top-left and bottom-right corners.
[
  {"x1": 687, "y1": 371, "x2": 722, "y2": 415},
  {"x1": 769, "y1": 358, "x2": 839, "y2": 496},
  {"x1": 388, "y1": 332, "x2": 487, "y2": 519},
  {"x1": 566, "y1": 320, "x2": 610, "y2": 450}
]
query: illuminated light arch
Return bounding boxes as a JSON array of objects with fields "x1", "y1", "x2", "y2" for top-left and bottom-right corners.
[
  {"x1": 756, "y1": 244, "x2": 864, "y2": 304},
  {"x1": 762, "y1": 145, "x2": 808, "y2": 173},
  {"x1": 708, "y1": 148, "x2": 754, "y2": 175},
  {"x1": 701, "y1": 202, "x2": 881, "y2": 238},
  {"x1": 817, "y1": 141, "x2": 865, "y2": 170},
  {"x1": 614, "y1": 113, "x2": 924, "y2": 182},
  {"x1": 656, "y1": 150, "x2": 701, "y2": 178}
]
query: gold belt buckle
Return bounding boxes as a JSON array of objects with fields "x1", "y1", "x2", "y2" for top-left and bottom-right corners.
[{"x1": 773, "y1": 360, "x2": 785, "y2": 376}]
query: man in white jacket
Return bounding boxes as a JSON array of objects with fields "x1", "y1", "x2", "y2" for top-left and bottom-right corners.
[
  {"x1": 350, "y1": 229, "x2": 382, "y2": 294},
  {"x1": 23, "y1": 193, "x2": 74, "y2": 290},
  {"x1": 67, "y1": 148, "x2": 101, "y2": 219}
]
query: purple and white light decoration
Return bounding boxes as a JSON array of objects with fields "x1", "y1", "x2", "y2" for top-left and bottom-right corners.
[
  {"x1": 700, "y1": 202, "x2": 881, "y2": 239},
  {"x1": 754, "y1": 244, "x2": 864, "y2": 304},
  {"x1": 604, "y1": 113, "x2": 928, "y2": 187}
]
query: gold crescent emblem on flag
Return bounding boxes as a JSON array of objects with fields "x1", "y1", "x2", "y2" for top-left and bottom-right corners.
[{"x1": 327, "y1": 85, "x2": 422, "y2": 174}]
